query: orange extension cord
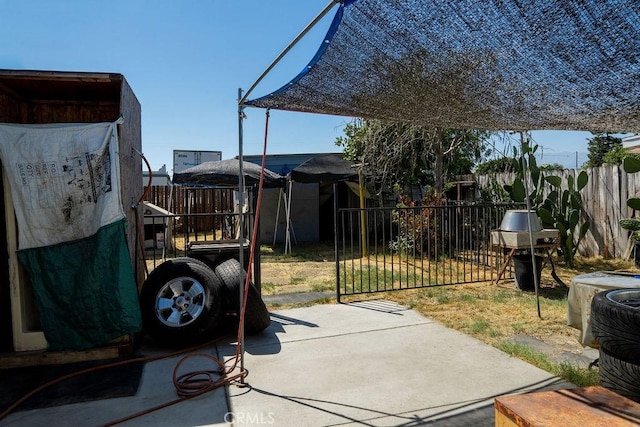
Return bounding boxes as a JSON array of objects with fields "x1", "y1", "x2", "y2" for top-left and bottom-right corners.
[{"x1": 0, "y1": 110, "x2": 272, "y2": 426}]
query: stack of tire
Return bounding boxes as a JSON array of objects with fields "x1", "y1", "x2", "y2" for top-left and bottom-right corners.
[
  {"x1": 140, "y1": 257, "x2": 271, "y2": 347},
  {"x1": 591, "y1": 289, "x2": 640, "y2": 402}
]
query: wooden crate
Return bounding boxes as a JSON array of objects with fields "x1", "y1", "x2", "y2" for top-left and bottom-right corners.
[{"x1": 495, "y1": 386, "x2": 640, "y2": 426}]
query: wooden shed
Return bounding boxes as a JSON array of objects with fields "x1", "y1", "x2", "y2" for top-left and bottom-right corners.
[{"x1": 0, "y1": 69, "x2": 143, "y2": 355}]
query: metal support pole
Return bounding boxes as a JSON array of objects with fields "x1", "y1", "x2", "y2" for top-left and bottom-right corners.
[
  {"x1": 520, "y1": 131, "x2": 542, "y2": 319},
  {"x1": 358, "y1": 168, "x2": 367, "y2": 257},
  {"x1": 285, "y1": 179, "x2": 293, "y2": 254},
  {"x1": 239, "y1": 0, "x2": 341, "y2": 105},
  {"x1": 273, "y1": 188, "x2": 283, "y2": 246},
  {"x1": 334, "y1": 183, "x2": 341, "y2": 303},
  {"x1": 237, "y1": 88, "x2": 246, "y2": 380}
]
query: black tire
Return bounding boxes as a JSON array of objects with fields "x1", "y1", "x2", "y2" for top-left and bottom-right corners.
[
  {"x1": 214, "y1": 258, "x2": 271, "y2": 335},
  {"x1": 591, "y1": 289, "x2": 640, "y2": 363},
  {"x1": 187, "y1": 253, "x2": 218, "y2": 270},
  {"x1": 599, "y1": 348, "x2": 640, "y2": 403},
  {"x1": 243, "y1": 282, "x2": 272, "y2": 335},
  {"x1": 140, "y1": 257, "x2": 224, "y2": 347}
]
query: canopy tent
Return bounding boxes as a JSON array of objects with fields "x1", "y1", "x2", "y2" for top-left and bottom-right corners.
[
  {"x1": 244, "y1": 0, "x2": 640, "y2": 134},
  {"x1": 173, "y1": 158, "x2": 284, "y2": 187},
  {"x1": 289, "y1": 153, "x2": 358, "y2": 183},
  {"x1": 173, "y1": 158, "x2": 284, "y2": 241},
  {"x1": 273, "y1": 153, "x2": 360, "y2": 253}
]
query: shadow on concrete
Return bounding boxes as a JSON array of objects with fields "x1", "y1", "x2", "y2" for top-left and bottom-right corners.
[{"x1": 245, "y1": 377, "x2": 568, "y2": 426}]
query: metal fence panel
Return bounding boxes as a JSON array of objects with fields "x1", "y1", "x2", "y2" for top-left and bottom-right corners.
[{"x1": 336, "y1": 203, "x2": 522, "y2": 300}]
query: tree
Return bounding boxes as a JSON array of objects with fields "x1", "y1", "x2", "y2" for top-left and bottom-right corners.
[
  {"x1": 475, "y1": 157, "x2": 518, "y2": 175},
  {"x1": 585, "y1": 133, "x2": 622, "y2": 167},
  {"x1": 335, "y1": 119, "x2": 491, "y2": 196},
  {"x1": 602, "y1": 144, "x2": 640, "y2": 166},
  {"x1": 539, "y1": 163, "x2": 565, "y2": 171}
]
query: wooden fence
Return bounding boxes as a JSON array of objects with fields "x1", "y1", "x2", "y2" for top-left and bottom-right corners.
[
  {"x1": 146, "y1": 186, "x2": 238, "y2": 214},
  {"x1": 145, "y1": 186, "x2": 242, "y2": 233},
  {"x1": 148, "y1": 165, "x2": 640, "y2": 260},
  {"x1": 477, "y1": 165, "x2": 640, "y2": 259}
]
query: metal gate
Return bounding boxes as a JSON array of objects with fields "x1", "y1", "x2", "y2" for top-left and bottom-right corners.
[{"x1": 335, "y1": 202, "x2": 523, "y2": 301}]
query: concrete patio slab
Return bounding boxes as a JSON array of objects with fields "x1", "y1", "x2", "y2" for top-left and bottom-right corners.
[
  {"x1": 1, "y1": 300, "x2": 571, "y2": 426},
  {"x1": 222, "y1": 300, "x2": 570, "y2": 426}
]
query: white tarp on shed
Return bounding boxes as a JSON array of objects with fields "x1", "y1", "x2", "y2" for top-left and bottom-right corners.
[{"x1": 0, "y1": 122, "x2": 124, "y2": 249}]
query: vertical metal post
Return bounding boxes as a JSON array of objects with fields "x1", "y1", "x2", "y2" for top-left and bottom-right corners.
[
  {"x1": 334, "y1": 183, "x2": 341, "y2": 303},
  {"x1": 285, "y1": 179, "x2": 293, "y2": 254},
  {"x1": 520, "y1": 131, "x2": 542, "y2": 319},
  {"x1": 273, "y1": 188, "x2": 283, "y2": 246},
  {"x1": 237, "y1": 88, "x2": 246, "y2": 379},
  {"x1": 358, "y1": 168, "x2": 367, "y2": 257}
]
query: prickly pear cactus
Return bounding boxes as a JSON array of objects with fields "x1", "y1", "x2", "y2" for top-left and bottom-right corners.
[{"x1": 504, "y1": 137, "x2": 590, "y2": 267}]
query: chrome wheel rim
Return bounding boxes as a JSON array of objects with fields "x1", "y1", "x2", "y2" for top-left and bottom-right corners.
[{"x1": 155, "y1": 276, "x2": 206, "y2": 327}]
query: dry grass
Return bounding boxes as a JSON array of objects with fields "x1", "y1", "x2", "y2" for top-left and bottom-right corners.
[
  {"x1": 363, "y1": 282, "x2": 572, "y2": 346},
  {"x1": 259, "y1": 244, "x2": 335, "y2": 295},
  {"x1": 260, "y1": 245, "x2": 637, "y2": 375},
  {"x1": 259, "y1": 261, "x2": 335, "y2": 295}
]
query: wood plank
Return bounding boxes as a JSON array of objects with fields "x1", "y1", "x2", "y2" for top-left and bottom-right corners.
[
  {"x1": 0, "y1": 343, "x2": 134, "y2": 369},
  {"x1": 118, "y1": 76, "x2": 144, "y2": 288},
  {"x1": 28, "y1": 99, "x2": 120, "y2": 106},
  {"x1": 0, "y1": 86, "x2": 25, "y2": 123},
  {"x1": 0, "y1": 69, "x2": 118, "y2": 82},
  {"x1": 613, "y1": 165, "x2": 623, "y2": 257},
  {"x1": 585, "y1": 166, "x2": 598, "y2": 256},
  {"x1": 495, "y1": 386, "x2": 640, "y2": 427}
]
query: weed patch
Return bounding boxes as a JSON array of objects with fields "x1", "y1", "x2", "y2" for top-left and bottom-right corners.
[
  {"x1": 468, "y1": 317, "x2": 500, "y2": 337},
  {"x1": 498, "y1": 342, "x2": 599, "y2": 387}
]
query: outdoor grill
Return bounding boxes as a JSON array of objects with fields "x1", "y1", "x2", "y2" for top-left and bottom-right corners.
[
  {"x1": 491, "y1": 210, "x2": 559, "y2": 249},
  {"x1": 491, "y1": 210, "x2": 560, "y2": 288}
]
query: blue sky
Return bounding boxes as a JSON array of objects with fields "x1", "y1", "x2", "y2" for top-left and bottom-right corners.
[{"x1": 1, "y1": 1, "x2": 608, "y2": 173}]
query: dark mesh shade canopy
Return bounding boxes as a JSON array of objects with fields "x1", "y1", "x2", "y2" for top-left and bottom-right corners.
[
  {"x1": 246, "y1": 0, "x2": 640, "y2": 133},
  {"x1": 289, "y1": 154, "x2": 357, "y2": 183},
  {"x1": 173, "y1": 158, "x2": 284, "y2": 186}
]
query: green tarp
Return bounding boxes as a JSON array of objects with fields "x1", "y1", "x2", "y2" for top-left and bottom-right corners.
[{"x1": 17, "y1": 219, "x2": 141, "y2": 351}]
